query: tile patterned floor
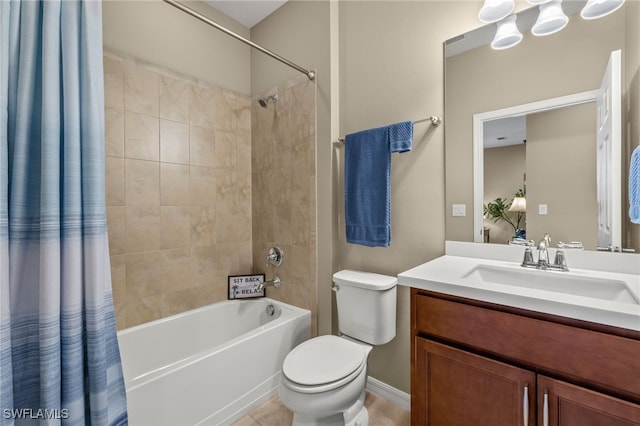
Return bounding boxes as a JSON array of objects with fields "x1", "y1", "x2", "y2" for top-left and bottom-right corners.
[{"x1": 232, "y1": 392, "x2": 411, "y2": 426}]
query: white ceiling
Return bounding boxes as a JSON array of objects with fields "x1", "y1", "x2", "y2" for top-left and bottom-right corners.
[
  {"x1": 483, "y1": 116, "x2": 526, "y2": 149},
  {"x1": 203, "y1": 0, "x2": 288, "y2": 28}
]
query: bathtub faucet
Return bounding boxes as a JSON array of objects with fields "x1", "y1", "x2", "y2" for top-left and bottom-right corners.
[{"x1": 259, "y1": 277, "x2": 281, "y2": 291}]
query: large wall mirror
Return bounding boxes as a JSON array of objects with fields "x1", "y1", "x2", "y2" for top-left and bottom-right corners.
[{"x1": 444, "y1": 0, "x2": 639, "y2": 252}]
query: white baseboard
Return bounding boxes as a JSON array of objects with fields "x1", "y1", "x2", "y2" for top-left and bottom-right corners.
[{"x1": 366, "y1": 376, "x2": 411, "y2": 412}]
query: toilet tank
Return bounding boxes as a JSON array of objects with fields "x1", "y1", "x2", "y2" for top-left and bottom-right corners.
[{"x1": 333, "y1": 270, "x2": 397, "y2": 345}]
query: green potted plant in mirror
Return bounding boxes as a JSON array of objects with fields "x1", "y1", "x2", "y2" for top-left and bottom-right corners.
[{"x1": 483, "y1": 189, "x2": 526, "y2": 240}]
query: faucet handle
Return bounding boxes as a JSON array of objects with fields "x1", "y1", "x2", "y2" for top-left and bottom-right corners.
[
  {"x1": 266, "y1": 246, "x2": 284, "y2": 268},
  {"x1": 553, "y1": 249, "x2": 569, "y2": 271},
  {"x1": 521, "y1": 247, "x2": 535, "y2": 267}
]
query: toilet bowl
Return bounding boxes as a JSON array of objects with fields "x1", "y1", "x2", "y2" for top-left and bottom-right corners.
[
  {"x1": 278, "y1": 270, "x2": 397, "y2": 426},
  {"x1": 279, "y1": 335, "x2": 372, "y2": 425}
]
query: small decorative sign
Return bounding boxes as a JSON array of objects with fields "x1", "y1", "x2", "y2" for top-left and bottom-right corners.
[{"x1": 228, "y1": 274, "x2": 266, "y2": 299}]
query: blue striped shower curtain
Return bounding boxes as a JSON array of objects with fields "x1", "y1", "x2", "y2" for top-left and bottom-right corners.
[{"x1": 0, "y1": 1, "x2": 128, "y2": 424}]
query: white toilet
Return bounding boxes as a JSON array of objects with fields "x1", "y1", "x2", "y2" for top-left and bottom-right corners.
[{"x1": 279, "y1": 270, "x2": 397, "y2": 426}]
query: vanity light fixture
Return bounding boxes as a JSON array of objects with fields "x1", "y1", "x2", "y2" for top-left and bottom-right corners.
[
  {"x1": 491, "y1": 15, "x2": 523, "y2": 50},
  {"x1": 485, "y1": 0, "x2": 624, "y2": 50},
  {"x1": 479, "y1": 0, "x2": 515, "y2": 23},
  {"x1": 531, "y1": 0, "x2": 569, "y2": 36},
  {"x1": 581, "y1": 0, "x2": 625, "y2": 20}
]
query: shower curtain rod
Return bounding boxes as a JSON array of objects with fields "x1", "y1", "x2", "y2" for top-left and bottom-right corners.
[{"x1": 162, "y1": 0, "x2": 316, "y2": 81}]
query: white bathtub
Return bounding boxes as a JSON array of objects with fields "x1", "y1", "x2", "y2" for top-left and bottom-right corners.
[{"x1": 117, "y1": 298, "x2": 311, "y2": 425}]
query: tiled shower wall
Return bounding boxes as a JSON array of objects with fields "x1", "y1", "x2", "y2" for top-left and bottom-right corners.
[
  {"x1": 251, "y1": 77, "x2": 318, "y2": 335},
  {"x1": 104, "y1": 52, "x2": 253, "y2": 329},
  {"x1": 103, "y1": 53, "x2": 317, "y2": 332}
]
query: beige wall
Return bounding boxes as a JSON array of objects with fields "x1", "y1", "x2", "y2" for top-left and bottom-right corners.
[
  {"x1": 336, "y1": 1, "x2": 480, "y2": 393},
  {"x1": 484, "y1": 144, "x2": 526, "y2": 244},
  {"x1": 104, "y1": 53, "x2": 252, "y2": 329},
  {"x1": 445, "y1": 5, "x2": 627, "y2": 244},
  {"x1": 102, "y1": 0, "x2": 251, "y2": 95},
  {"x1": 526, "y1": 103, "x2": 597, "y2": 249}
]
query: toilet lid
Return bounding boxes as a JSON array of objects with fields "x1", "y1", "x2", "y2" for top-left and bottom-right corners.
[{"x1": 283, "y1": 335, "x2": 366, "y2": 386}]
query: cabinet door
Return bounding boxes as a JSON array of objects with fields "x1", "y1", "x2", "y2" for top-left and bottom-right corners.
[
  {"x1": 538, "y1": 376, "x2": 640, "y2": 426},
  {"x1": 414, "y1": 338, "x2": 536, "y2": 426}
]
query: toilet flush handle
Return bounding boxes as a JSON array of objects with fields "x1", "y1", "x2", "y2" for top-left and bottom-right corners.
[{"x1": 331, "y1": 284, "x2": 340, "y2": 292}]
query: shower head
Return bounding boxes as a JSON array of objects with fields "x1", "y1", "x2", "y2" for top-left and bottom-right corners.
[{"x1": 258, "y1": 94, "x2": 278, "y2": 108}]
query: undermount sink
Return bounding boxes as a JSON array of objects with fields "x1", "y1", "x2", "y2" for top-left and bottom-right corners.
[{"x1": 462, "y1": 265, "x2": 640, "y2": 305}]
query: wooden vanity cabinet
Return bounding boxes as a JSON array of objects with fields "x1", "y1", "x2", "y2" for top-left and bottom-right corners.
[
  {"x1": 411, "y1": 288, "x2": 640, "y2": 425},
  {"x1": 538, "y1": 375, "x2": 640, "y2": 426},
  {"x1": 415, "y1": 338, "x2": 536, "y2": 425}
]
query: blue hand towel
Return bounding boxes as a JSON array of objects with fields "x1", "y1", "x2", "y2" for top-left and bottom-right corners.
[
  {"x1": 630, "y1": 145, "x2": 640, "y2": 224},
  {"x1": 345, "y1": 121, "x2": 413, "y2": 247}
]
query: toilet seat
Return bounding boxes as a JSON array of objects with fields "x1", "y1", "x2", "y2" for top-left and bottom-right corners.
[{"x1": 282, "y1": 335, "x2": 367, "y2": 394}]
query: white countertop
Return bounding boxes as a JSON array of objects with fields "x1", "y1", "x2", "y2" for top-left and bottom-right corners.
[{"x1": 398, "y1": 242, "x2": 640, "y2": 331}]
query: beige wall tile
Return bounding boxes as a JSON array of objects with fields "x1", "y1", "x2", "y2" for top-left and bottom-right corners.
[
  {"x1": 124, "y1": 66, "x2": 159, "y2": 116},
  {"x1": 251, "y1": 77, "x2": 317, "y2": 335},
  {"x1": 105, "y1": 156, "x2": 124, "y2": 206},
  {"x1": 291, "y1": 203, "x2": 310, "y2": 246},
  {"x1": 110, "y1": 255, "x2": 128, "y2": 330},
  {"x1": 106, "y1": 53, "x2": 317, "y2": 333},
  {"x1": 161, "y1": 206, "x2": 191, "y2": 249},
  {"x1": 125, "y1": 296, "x2": 162, "y2": 328},
  {"x1": 160, "y1": 163, "x2": 189, "y2": 206},
  {"x1": 160, "y1": 76, "x2": 190, "y2": 123},
  {"x1": 105, "y1": 107, "x2": 125, "y2": 157},
  {"x1": 215, "y1": 89, "x2": 238, "y2": 132},
  {"x1": 191, "y1": 246, "x2": 217, "y2": 287},
  {"x1": 190, "y1": 125, "x2": 215, "y2": 167},
  {"x1": 272, "y1": 203, "x2": 292, "y2": 245},
  {"x1": 107, "y1": 206, "x2": 125, "y2": 255},
  {"x1": 110, "y1": 254, "x2": 127, "y2": 308},
  {"x1": 215, "y1": 241, "x2": 252, "y2": 277},
  {"x1": 217, "y1": 208, "x2": 251, "y2": 243},
  {"x1": 216, "y1": 168, "x2": 236, "y2": 206},
  {"x1": 215, "y1": 131, "x2": 237, "y2": 169},
  {"x1": 125, "y1": 112, "x2": 159, "y2": 161},
  {"x1": 191, "y1": 285, "x2": 226, "y2": 308},
  {"x1": 161, "y1": 248, "x2": 192, "y2": 293},
  {"x1": 190, "y1": 166, "x2": 216, "y2": 207},
  {"x1": 125, "y1": 206, "x2": 161, "y2": 252},
  {"x1": 125, "y1": 251, "x2": 163, "y2": 300},
  {"x1": 125, "y1": 159, "x2": 159, "y2": 206},
  {"x1": 190, "y1": 206, "x2": 215, "y2": 247},
  {"x1": 159, "y1": 289, "x2": 197, "y2": 317},
  {"x1": 237, "y1": 97, "x2": 251, "y2": 132},
  {"x1": 104, "y1": 56, "x2": 124, "y2": 109},
  {"x1": 237, "y1": 128, "x2": 251, "y2": 171},
  {"x1": 189, "y1": 85, "x2": 217, "y2": 129},
  {"x1": 160, "y1": 119, "x2": 189, "y2": 164}
]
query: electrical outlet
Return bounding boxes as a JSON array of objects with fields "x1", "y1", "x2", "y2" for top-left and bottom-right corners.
[
  {"x1": 452, "y1": 204, "x2": 466, "y2": 217},
  {"x1": 539, "y1": 204, "x2": 548, "y2": 215}
]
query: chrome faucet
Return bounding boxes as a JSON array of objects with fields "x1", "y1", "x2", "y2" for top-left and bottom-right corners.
[
  {"x1": 258, "y1": 276, "x2": 281, "y2": 291},
  {"x1": 536, "y1": 233, "x2": 551, "y2": 268},
  {"x1": 521, "y1": 233, "x2": 569, "y2": 271}
]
